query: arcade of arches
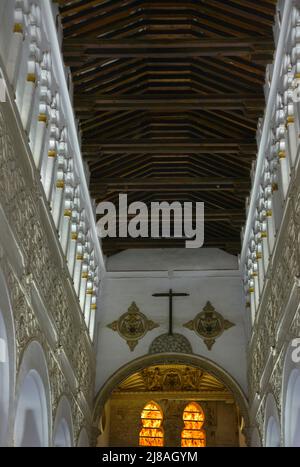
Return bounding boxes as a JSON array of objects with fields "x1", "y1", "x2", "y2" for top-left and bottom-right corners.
[{"x1": 1, "y1": 0, "x2": 300, "y2": 448}]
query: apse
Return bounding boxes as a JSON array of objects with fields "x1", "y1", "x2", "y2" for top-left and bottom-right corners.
[{"x1": 95, "y1": 361, "x2": 248, "y2": 447}]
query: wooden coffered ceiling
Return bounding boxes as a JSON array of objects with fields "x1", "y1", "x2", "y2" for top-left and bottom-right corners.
[{"x1": 59, "y1": 0, "x2": 277, "y2": 256}]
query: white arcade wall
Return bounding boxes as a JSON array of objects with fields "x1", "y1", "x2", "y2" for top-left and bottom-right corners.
[{"x1": 95, "y1": 248, "x2": 248, "y2": 394}]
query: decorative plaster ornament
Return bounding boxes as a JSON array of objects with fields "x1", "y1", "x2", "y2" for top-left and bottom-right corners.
[
  {"x1": 149, "y1": 333, "x2": 193, "y2": 354},
  {"x1": 107, "y1": 302, "x2": 159, "y2": 351},
  {"x1": 184, "y1": 301, "x2": 235, "y2": 350},
  {"x1": 141, "y1": 366, "x2": 203, "y2": 391}
]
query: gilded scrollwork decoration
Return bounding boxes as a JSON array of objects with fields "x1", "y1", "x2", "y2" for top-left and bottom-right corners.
[
  {"x1": 184, "y1": 301, "x2": 235, "y2": 350},
  {"x1": 141, "y1": 366, "x2": 204, "y2": 391},
  {"x1": 107, "y1": 302, "x2": 159, "y2": 351}
]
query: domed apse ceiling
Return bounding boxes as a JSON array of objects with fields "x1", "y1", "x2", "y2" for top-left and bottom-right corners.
[
  {"x1": 59, "y1": 0, "x2": 277, "y2": 256},
  {"x1": 113, "y1": 364, "x2": 231, "y2": 397}
]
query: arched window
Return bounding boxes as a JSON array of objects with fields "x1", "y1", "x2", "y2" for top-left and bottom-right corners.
[
  {"x1": 139, "y1": 402, "x2": 164, "y2": 446},
  {"x1": 181, "y1": 402, "x2": 206, "y2": 447}
]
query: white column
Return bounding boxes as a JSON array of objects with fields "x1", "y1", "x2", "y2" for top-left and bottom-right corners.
[
  {"x1": 79, "y1": 243, "x2": 90, "y2": 313},
  {"x1": 282, "y1": 53, "x2": 298, "y2": 169},
  {"x1": 269, "y1": 144, "x2": 283, "y2": 234},
  {"x1": 67, "y1": 195, "x2": 80, "y2": 277},
  {"x1": 248, "y1": 276, "x2": 256, "y2": 325},
  {"x1": 20, "y1": 5, "x2": 42, "y2": 132},
  {"x1": 256, "y1": 240, "x2": 265, "y2": 293},
  {"x1": 43, "y1": 97, "x2": 60, "y2": 200},
  {"x1": 74, "y1": 240, "x2": 84, "y2": 294},
  {"x1": 89, "y1": 308, "x2": 96, "y2": 340},
  {"x1": 290, "y1": 6, "x2": 300, "y2": 165},
  {"x1": 59, "y1": 174, "x2": 74, "y2": 255},
  {"x1": 51, "y1": 154, "x2": 67, "y2": 228},
  {"x1": 6, "y1": 3, "x2": 26, "y2": 88},
  {"x1": 275, "y1": 106, "x2": 290, "y2": 199}
]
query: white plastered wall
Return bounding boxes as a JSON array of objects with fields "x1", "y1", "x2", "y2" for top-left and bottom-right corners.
[{"x1": 96, "y1": 248, "x2": 247, "y2": 395}]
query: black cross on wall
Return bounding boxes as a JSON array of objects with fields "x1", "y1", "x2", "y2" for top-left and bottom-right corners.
[{"x1": 152, "y1": 289, "x2": 189, "y2": 335}]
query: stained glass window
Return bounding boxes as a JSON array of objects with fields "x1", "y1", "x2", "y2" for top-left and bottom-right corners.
[
  {"x1": 181, "y1": 402, "x2": 206, "y2": 447},
  {"x1": 139, "y1": 402, "x2": 164, "y2": 446}
]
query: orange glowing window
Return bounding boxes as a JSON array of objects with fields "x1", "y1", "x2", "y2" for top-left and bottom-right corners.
[
  {"x1": 181, "y1": 402, "x2": 206, "y2": 447},
  {"x1": 139, "y1": 402, "x2": 164, "y2": 446}
]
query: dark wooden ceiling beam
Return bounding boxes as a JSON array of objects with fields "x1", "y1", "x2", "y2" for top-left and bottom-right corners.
[
  {"x1": 90, "y1": 177, "x2": 250, "y2": 194},
  {"x1": 193, "y1": 0, "x2": 274, "y2": 25},
  {"x1": 83, "y1": 140, "x2": 257, "y2": 155},
  {"x1": 91, "y1": 176, "x2": 249, "y2": 186},
  {"x1": 101, "y1": 238, "x2": 241, "y2": 251},
  {"x1": 97, "y1": 209, "x2": 245, "y2": 221},
  {"x1": 93, "y1": 186, "x2": 248, "y2": 193},
  {"x1": 226, "y1": 0, "x2": 276, "y2": 16},
  {"x1": 63, "y1": 38, "x2": 274, "y2": 59},
  {"x1": 59, "y1": 0, "x2": 274, "y2": 30},
  {"x1": 59, "y1": 0, "x2": 275, "y2": 21},
  {"x1": 75, "y1": 94, "x2": 264, "y2": 112},
  {"x1": 96, "y1": 190, "x2": 245, "y2": 211},
  {"x1": 81, "y1": 110, "x2": 257, "y2": 140},
  {"x1": 90, "y1": 153, "x2": 250, "y2": 178}
]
